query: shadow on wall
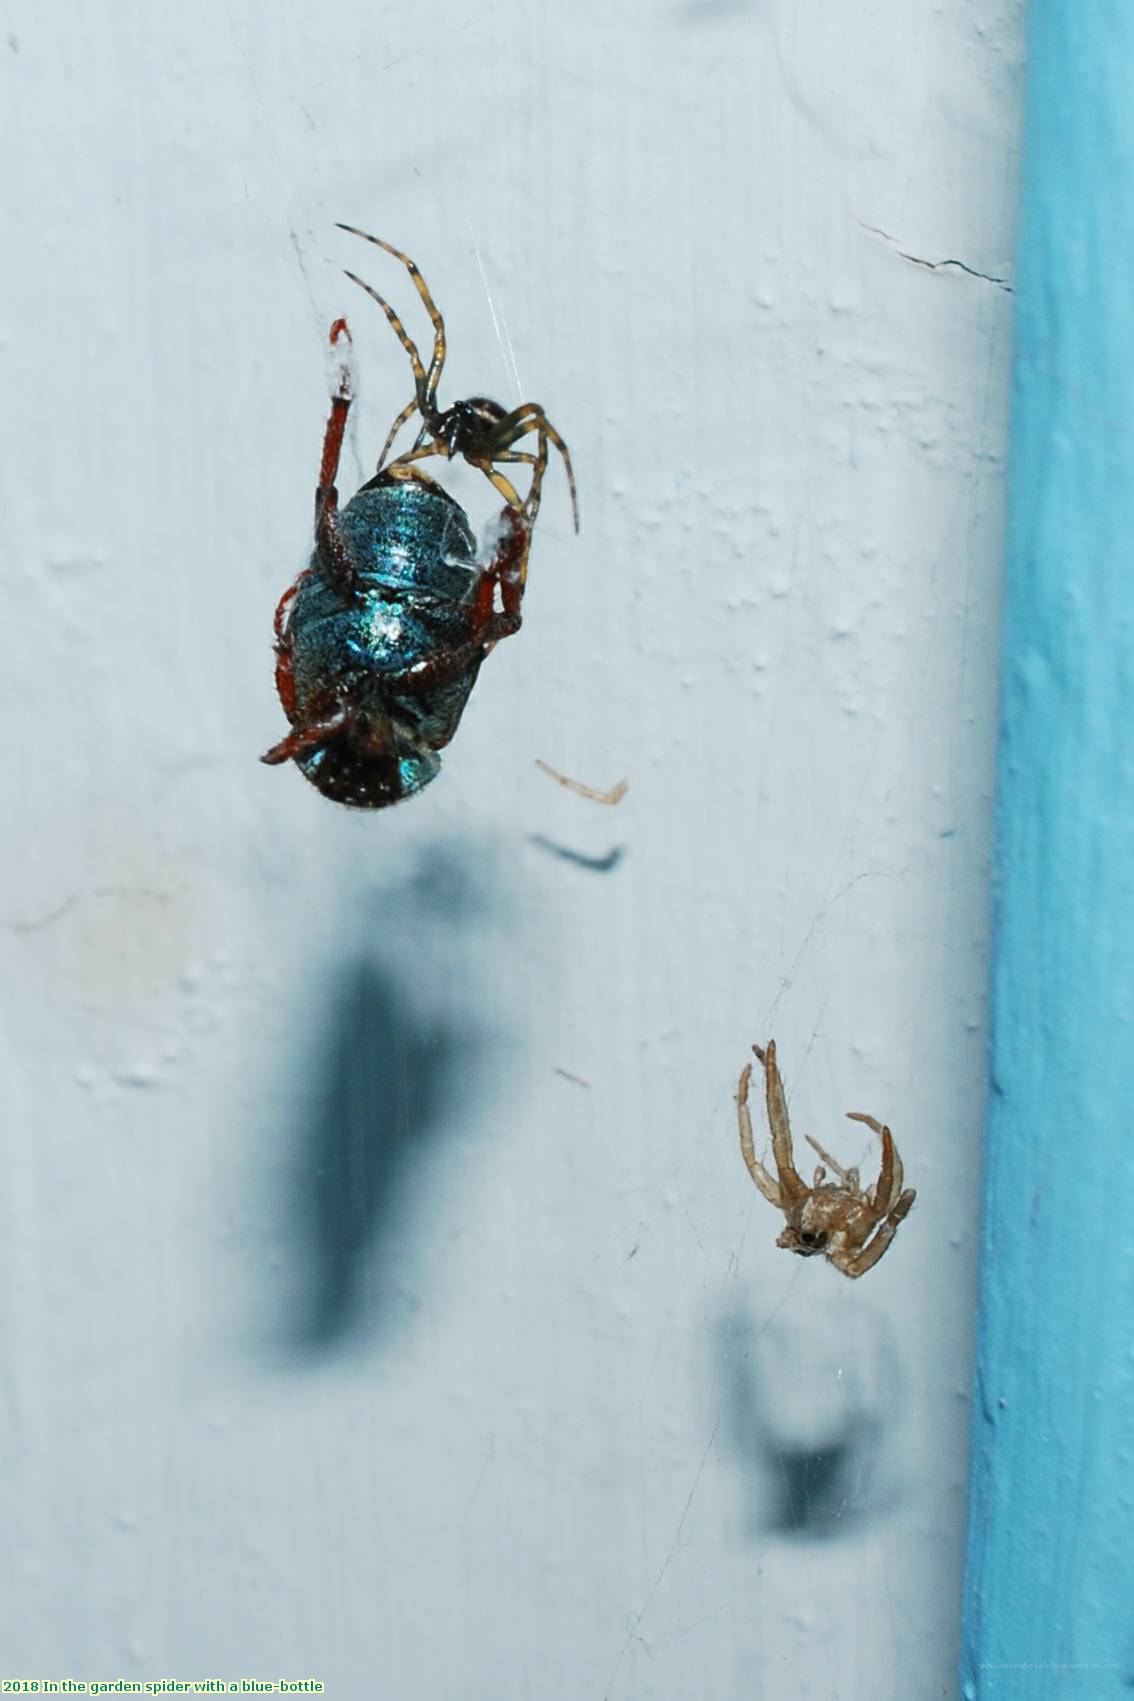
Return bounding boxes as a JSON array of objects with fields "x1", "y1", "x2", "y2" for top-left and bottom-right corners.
[
  {"x1": 718, "y1": 1303, "x2": 904, "y2": 1539},
  {"x1": 528, "y1": 835, "x2": 625, "y2": 874},
  {"x1": 272, "y1": 842, "x2": 507, "y2": 1360}
]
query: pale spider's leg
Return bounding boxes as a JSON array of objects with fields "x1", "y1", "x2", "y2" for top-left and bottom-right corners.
[
  {"x1": 804, "y1": 1133, "x2": 861, "y2": 1194},
  {"x1": 736, "y1": 1063, "x2": 784, "y2": 1209},
  {"x1": 847, "y1": 1112, "x2": 904, "y2": 1213},
  {"x1": 837, "y1": 1189, "x2": 917, "y2": 1279},
  {"x1": 336, "y1": 225, "x2": 447, "y2": 405},
  {"x1": 485, "y1": 405, "x2": 579, "y2": 533},
  {"x1": 847, "y1": 1111, "x2": 885, "y2": 1137},
  {"x1": 751, "y1": 1042, "x2": 809, "y2": 1203}
]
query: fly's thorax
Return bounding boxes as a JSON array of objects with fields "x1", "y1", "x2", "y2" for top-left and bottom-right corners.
[{"x1": 287, "y1": 476, "x2": 483, "y2": 696}]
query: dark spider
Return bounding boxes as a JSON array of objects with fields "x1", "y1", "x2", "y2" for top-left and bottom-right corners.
[{"x1": 335, "y1": 223, "x2": 579, "y2": 535}]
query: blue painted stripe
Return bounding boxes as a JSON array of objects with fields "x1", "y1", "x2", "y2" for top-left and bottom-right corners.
[{"x1": 961, "y1": 4, "x2": 1134, "y2": 1696}]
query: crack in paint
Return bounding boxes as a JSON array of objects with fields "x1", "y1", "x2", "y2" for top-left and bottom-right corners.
[{"x1": 856, "y1": 219, "x2": 1014, "y2": 293}]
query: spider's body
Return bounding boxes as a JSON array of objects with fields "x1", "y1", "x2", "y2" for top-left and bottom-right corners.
[
  {"x1": 335, "y1": 224, "x2": 579, "y2": 542},
  {"x1": 736, "y1": 1040, "x2": 916, "y2": 1278},
  {"x1": 264, "y1": 222, "x2": 576, "y2": 809},
  {"x1": 431, "y1": 396, "x2": 512, "y2": 459},
  {"x1": 773, "y1": 1178, "x2": 892, "y2": 1263}
]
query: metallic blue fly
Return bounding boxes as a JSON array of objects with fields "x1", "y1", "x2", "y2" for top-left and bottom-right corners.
[{"x1": 263, "y1": 231, "x2": 576, "y2": 809}]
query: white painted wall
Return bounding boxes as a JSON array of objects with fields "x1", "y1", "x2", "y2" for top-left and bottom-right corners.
[{"x1": 1, "y1": 3, "x2": 1021, "y2": 1695}]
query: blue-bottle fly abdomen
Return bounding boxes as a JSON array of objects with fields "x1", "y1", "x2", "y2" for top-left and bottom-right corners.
[
  {"x1": 266, "y1": 451, "x2": 530, "y2": 811},
  {"x1": 282, "y1": 475, "x2": 485, "y2": 808}
]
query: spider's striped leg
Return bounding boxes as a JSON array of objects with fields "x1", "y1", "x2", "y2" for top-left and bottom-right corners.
[
  {"x1": 378, "y1": 440, "x2": 527, "y2": 514},
  {"x1": 337, "y1": 225, "x2": 448, "y2": 405},
  {"x1": 488, "y1": 403, "x2": 579, "y2": 532},
  {"x1": 341, "y1": 267, "x2": 431, "y2": 412},
  {"x1": 469, "y1": 445, "x2": 547, "y2": 532},
  {"x1": 509, "y1": 439, "x2": 549, "y2": 528},
  {"x1": 465, "y1": 455, "x2": 527, "y2": 513},
  {"x1": 376, "y1": 395, "x2": 422, "y2": 472}
]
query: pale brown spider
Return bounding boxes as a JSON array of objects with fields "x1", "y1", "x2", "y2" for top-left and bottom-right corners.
[{"x1": 735, "y1": 1040, "x2": 916, "y2": 1278}]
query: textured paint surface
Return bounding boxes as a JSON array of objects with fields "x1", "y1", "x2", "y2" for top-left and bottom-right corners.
[
  {"x1": 1, "y1": 4, "x2": 1019, "y2": 1696},
  {"x1": 962, "y1": 5, "x2": 1134, "y2": 1696}
]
